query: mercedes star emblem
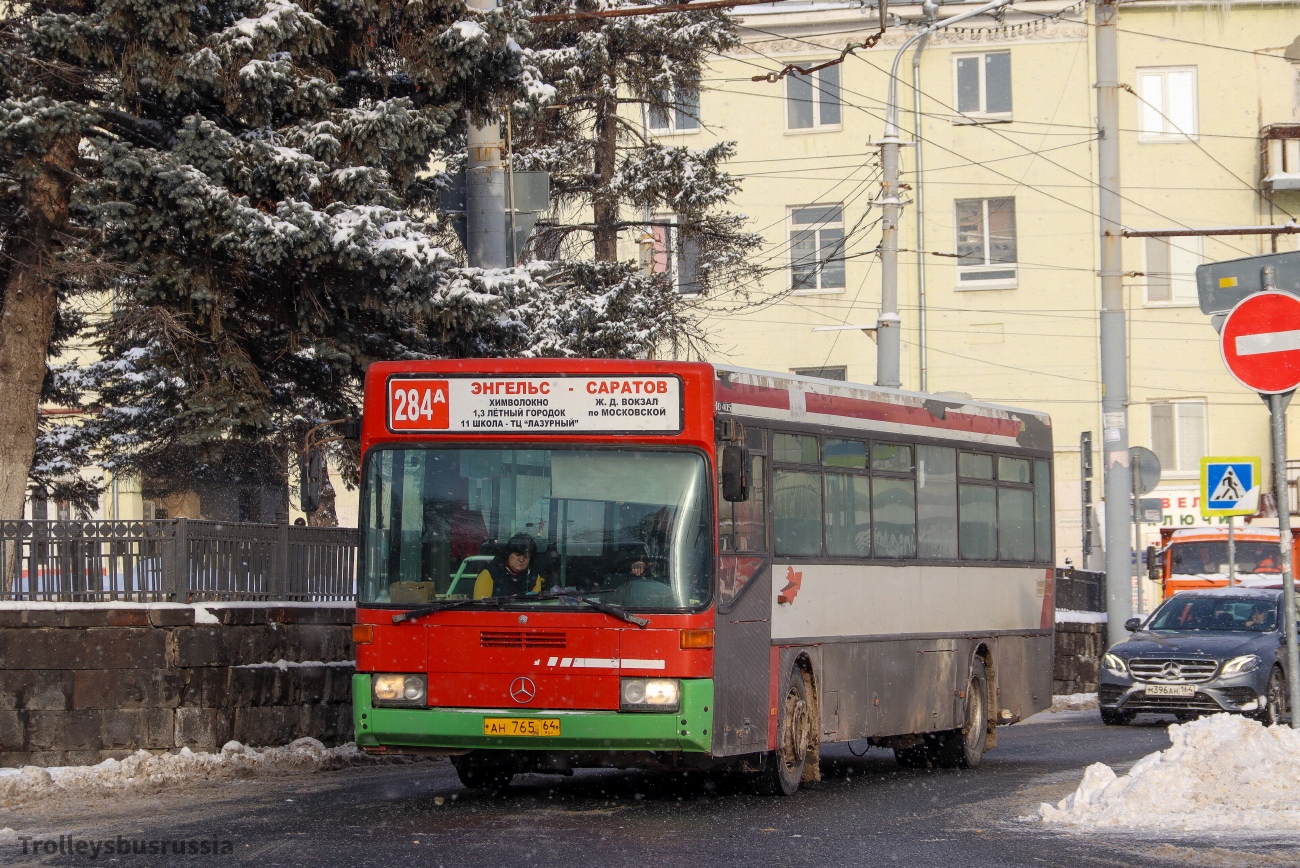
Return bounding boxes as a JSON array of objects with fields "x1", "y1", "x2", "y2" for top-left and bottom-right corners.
[{"x1": 509, "y1": 676, "x2": 537, "y2": 704}]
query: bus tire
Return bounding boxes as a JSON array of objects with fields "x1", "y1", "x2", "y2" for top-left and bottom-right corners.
[
  {"x1": 754, "y1": 667, "x2": 812, "y2": 796},
  {"x1": 451, "y1": 753, "x2": 515, "y2": 793},
  {"x1": 935, "y1": 658, "x2": 988, "y2": 770}
]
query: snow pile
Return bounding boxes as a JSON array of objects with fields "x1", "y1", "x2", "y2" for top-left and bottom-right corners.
[
  {"x1": 0, "y1": 739, "x2": 365, "y2": 807},
  {"x1": 1049, "y1": 693, "x2": 1099, "y2": 712},
  {"x1": 1040, "y1": 714, "x2": 1300, "y2": 831}
]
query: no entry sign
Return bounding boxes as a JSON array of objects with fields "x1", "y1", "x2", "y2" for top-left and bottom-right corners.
[{"x1": 1220, "y1": 291, "x2": 1300, "y2": 394}]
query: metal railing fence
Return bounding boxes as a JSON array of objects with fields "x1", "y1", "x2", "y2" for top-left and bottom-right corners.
[
  {"x1": 0, "y1": 519, "x2": 358, "y2": 603},
  {"x1": 1055, "y1": 567, "x2": 1106, "y2": 613}
]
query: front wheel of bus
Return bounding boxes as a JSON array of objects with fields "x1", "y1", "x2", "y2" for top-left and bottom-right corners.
[
  {"x1": 937, "y1": 658, "x2": 988, "y2": 770},
  {"x1": 451, "y1": 754, "x2": 515, "y2": 793},
  {"x1": 755, "y1": 668, "x2": 812, "y2": 796}
]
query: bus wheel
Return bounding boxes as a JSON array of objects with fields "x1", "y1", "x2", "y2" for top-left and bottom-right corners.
[
  {"x1": 755, "y1": 668, "x2": 812, "y2": 796},
  {"x1": 936, "y1": 658, "x2": 988, "y2": 770},
  {"x1": 451, "y1": 753, "x2": 515, "y2": 793}
]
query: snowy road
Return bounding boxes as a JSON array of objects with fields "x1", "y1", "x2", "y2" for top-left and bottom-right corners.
[{"x1": 2, "y1": 711, "x2": 1295, "y2": 867}]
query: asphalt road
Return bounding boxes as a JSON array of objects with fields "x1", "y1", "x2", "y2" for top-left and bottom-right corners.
[{"x1": 2, "y1": 711, "x2": 1296, "y2": 867}]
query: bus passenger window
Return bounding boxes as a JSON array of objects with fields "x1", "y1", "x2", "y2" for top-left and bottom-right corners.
[
  {"x1": 825, "y1": 473, "x2": 870, "y2": 556},
  {"x1": 1034, "y1": 459, "x2": 1052, "y2": 561},
  {"x1": 774, "y1": 470, "x2": 823, "y2": 555},
  {"x1": 959, "y1": 483, "x2": 997, "y2": 559},
  {"x1": 824, "y1": 439, "x2": 866, "y2": 469},
  {"x1": 871, "y1": 443, "x2": 913, "y2": 473},
  {"x1": 997, "y1": 487, "x2": 1034, "y2": 561},
  {"x1": 773, "y1": 433, "x2": 819, "y2": 465},
  {"x1": 959, "y1": 452, "x2": 994, "y2": 480},
  {"x1": 917, "y1": 446, "x2": 957, "y2": 559},
  {"x1": 998, "y1": 456, "x2": 1031, "y2": 483},
  {"x1": 872, "y1": 477, "x2": 916, "y2": 558}
]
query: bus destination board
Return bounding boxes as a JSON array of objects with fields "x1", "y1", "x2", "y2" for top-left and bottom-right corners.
[{"x1": 387, "y1": 375, "x2": 683, "y2": 434}]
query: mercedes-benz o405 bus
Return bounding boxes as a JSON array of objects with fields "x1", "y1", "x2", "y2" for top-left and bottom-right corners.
[{"x1": 352, "y1": 359, "x2": 1055, "y2": 795}]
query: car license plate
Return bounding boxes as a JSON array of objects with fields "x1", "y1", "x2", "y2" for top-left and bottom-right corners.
[
  {"x1": 1144, "y1": 684, "x2": 1195, "y2": 697},
  {"x1": 483, "y1": 717, "x2": 561, "y2": 737}
]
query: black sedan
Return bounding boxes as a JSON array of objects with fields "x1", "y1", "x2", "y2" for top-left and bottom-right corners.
[{"x1": 1098, "y1": 587, "x2": 1289, "y2": 726}]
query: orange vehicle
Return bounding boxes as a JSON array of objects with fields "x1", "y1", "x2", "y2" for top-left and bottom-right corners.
[{"x1": 1148, "y1": 526, "x2": 1297, "y2": 599}]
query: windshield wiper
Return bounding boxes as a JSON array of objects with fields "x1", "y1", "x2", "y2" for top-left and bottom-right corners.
[
  {"x1": 392, "y1": 593, "x2": 536, "y2": 624},
  {"x1": 539, "y1": 590, "x2": 650, "y2": 628},
  {"x1": 392, "y1": 591, "x2": 650, "y2": 628}
]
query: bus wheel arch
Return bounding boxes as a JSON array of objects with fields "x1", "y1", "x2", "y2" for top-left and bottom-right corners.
[
  {"x1": 972, "y1": 644, "x2": 997, "y2": 752},
  {"x1": 793, "y1": 654, "x2": 821, "y2": 783}
]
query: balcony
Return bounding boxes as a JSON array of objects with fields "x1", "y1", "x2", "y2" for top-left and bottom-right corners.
[{"x1": 1263, "y1": 124, "x2": 1300, "y2": 191}]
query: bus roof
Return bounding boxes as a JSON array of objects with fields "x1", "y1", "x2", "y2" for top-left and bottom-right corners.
[{"x1": 714, "y1": 364, "x2": 1052, "y2": 452}]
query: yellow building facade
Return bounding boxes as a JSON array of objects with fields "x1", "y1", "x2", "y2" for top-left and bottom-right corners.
[{"x1": 650, "y1": 0, "x2": 1300, "y2": 565}]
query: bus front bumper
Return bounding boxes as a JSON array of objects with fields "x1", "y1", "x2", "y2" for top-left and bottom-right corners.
[{"x1": 353, "y1": 675, "x2": 714, "y2": 753}]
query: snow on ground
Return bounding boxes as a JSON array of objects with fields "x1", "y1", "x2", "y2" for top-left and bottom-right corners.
[
  {"x1": 0, "y1": 739, "x2": 384, "y2": 808},
  {"x1": 1048, "y1": 693, "x2": 1099, "y2": 712},
  {"x1": 1039, "y1": 714, "x2": 1300, "y2": 832}
]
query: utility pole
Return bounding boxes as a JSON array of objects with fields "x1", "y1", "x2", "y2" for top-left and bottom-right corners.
[
  {"x1": 880, "y1": 0, "x2": 1014, "y2": 390},
  {"x1": 466, "y1": 0, "x2": 507, "y2": 269},
  {"x1": 1095, "y1": 0, "x2": 1132, "y2": 648}
]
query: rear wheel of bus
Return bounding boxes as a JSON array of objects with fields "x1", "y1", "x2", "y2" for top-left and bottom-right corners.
[{"x1": 755, "y1": 667, "x2": 813, "y2": 796}]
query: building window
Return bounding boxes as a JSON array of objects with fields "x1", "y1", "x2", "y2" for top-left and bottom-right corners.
[
  {"x1": 644, "y1": 215, "x2": 700, "y2": 295},
  {"x1": 1144, "y1": 236, "x2": 1202, "y2": 305},
  {"x1": 954, "y1": 51, "x2": 1012, "y2": 120},
  {"x1": 786, "y1": 65, "x2": 842, "y2": 131},
  {"x1": 790, "y1": 206, "x2": 845, "y2": 291},
  {"x1": 954, "y1": 197, "x2": 1017, "y2": 289},
  {"x1": 1137, "y1": 67, "x2": 1197, "y2": 142},
  {"x1": 1151, "y1": 401, "x2": 1206, "y2": 474},
  {"x1": 792, "y1": 366, "x2": 847, "y2": 381},
  {"x1": 647, "y1": 89, "x2": 700, "y2": 135}
]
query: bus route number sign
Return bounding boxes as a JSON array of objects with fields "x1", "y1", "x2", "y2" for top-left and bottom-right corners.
[{"x1": 386, "y1": 375, "x2": 683, "y2": 434}]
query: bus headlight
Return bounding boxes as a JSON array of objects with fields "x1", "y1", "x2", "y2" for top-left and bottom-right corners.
[
  {"x1": 373, "y1": 674, "x2": 427, "y2": 705},
  {"x1": 620, "y1": 678, "x2": 680, "y2": 712}
]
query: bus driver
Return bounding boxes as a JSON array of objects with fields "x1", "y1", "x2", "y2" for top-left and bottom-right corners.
[{"x1": 473, "y1": 533, "x2": 544, "y2": 599}]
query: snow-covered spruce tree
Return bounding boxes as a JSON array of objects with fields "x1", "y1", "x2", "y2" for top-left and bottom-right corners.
[
  {"x1": 8, "y1": 0, "x2": 710, "y2": 520},
  {"x1": 510, "y1": 0, "x2": 764, "y2": 356}
]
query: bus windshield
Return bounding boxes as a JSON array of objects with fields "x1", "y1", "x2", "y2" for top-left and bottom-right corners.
[{"x1": 360, "y1": 447, "x2": 712, "y2": 611}]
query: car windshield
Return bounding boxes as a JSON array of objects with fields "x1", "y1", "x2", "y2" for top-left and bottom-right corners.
[
  {"x1": 360, "y1": 447, "x2": 711, "y2": 611},
  {"x1": 1169, "y1": 541, "x2": 1282, "y2": 575},
  {"x1": 1146, "y1": 596, "x2": 1278, "y2": 632}
]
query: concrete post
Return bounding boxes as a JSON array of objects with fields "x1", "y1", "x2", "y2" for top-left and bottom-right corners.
[{"x1": 1095, "y1": 0, "x2": 1133, "y2": 649}]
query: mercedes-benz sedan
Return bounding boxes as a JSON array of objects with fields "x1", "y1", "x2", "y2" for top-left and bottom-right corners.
[{"x1": 1098, "y1": 587, "x2": 1289, "y2": 726}]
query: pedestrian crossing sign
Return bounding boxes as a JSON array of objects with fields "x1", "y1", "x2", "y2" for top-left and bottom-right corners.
[{"x1": 1200, "y1": 456, "x2": 1261, "y2": 517}]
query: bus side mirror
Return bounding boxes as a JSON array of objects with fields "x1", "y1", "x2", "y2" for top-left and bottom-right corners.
[
  {"x1": 721, "y1": 445, "x2": 749, "y2": 503},
  {"x1": 1146, "y1": 545, "x2": 1161, "y2": 582},
  {"x1": 300, "y1": 448, "x2": 324, "y2": 513}
]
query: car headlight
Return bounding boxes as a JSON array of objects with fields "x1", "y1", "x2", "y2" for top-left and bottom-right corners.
[
  {"x1": 1102, "y1": 652, "x2": 1129, "y2": 676},
  {"x1": 1221, "y1": 655, "x2": 1261, "y2": 677},
  {"x1": 620, "y1": 678, "x2": 680, "y2": 712},
  {"x1": 372, "y1": 674, "x2": 427, "y2": 705}
]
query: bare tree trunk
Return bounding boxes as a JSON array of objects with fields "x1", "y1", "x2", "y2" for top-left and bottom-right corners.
[
  {"x1": 0, "y1": 137, "x2": 77, "y2": 525},
  {"x1": 592, "y1": 89, "x2": 620, "y2": 262},
  {"x1": 306, "y1": 467, "x2": 338, "y2": 527}
]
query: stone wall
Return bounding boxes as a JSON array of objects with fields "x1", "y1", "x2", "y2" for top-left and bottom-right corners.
[
  {"x1": 1053, "y1": 620, "x2": 1107, "y2": 694},
  {"x1": 0, "y1": 605, "x2": 354, "y2": 768}
]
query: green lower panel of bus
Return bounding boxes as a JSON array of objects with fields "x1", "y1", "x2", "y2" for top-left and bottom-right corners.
[{"x1": 353, "y1": 675, "x2": 714, "y2": 753}]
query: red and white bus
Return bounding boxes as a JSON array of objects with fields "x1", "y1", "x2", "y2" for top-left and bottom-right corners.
[{"x1": 352, "y1": 359, "x2": 1055, "y2": 795}]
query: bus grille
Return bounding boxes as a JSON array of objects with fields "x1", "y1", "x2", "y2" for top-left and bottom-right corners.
[
  {"x1": 1129, "y1": 658, "x2": 1219, "y2": 683},
  {"x1": 480, "y1": 631, "x2": 567, "y2": 649}
]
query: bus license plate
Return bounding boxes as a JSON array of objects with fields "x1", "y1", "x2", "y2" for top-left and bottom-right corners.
[
  {"x1": 1144, "y1": 684, "x2": 1195, "y2": 697},
  {"x1": 483, "y1": 717, "x2": 561, "y2": 737}
]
